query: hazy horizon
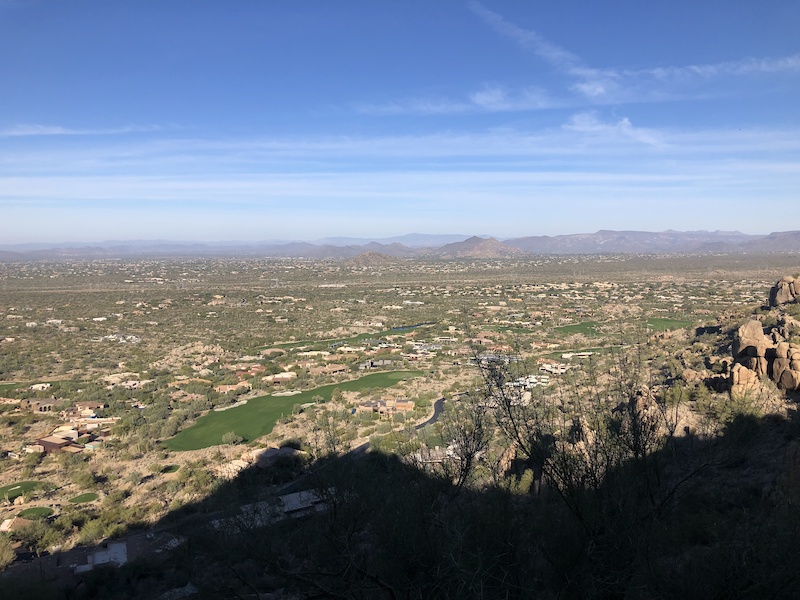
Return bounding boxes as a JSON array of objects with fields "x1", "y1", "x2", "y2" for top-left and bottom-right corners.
[{"x1": 0, "y1": 229, "x2": 790, "y2": 253}]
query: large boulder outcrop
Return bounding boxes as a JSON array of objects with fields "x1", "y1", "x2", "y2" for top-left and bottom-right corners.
[
  {"x1": 730, "y1": 318, "x2": 800, "y2": 393},
  {"x1": 727, "y1": 277, "x2": 800, "y2": 393},
  {"x1": 769, "y1": 276, "x2": 799, "y2": 307},
  {"x1": 779, "y1": 368, "x2": 800, "y2": 392},
  {"x1": 731, "y1": 363, "x2": 762, "y2": 397},
  {"x1": 732, "y1": 320, "x2": 772, "y2": 378}
]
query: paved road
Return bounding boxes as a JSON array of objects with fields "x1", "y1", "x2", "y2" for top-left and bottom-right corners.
[
  {"x1": 415, "y1": 397, "x2": 445, "y2": 430},
  {"x1": 338, "y1": 397, "x2": 446, "y2": 460}
]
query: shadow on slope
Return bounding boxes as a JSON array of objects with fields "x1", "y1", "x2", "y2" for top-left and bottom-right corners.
[{"x1": 5, "y1": 407, "x2": 800, "y2": 599}]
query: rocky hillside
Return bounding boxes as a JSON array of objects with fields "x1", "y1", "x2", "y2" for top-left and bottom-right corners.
[
  {"x1": 423, "y1": 236, "x2": 525, "y2": 259},
  {"x1": 730, "y1": 276, "x2": 800, "y2": 396}
]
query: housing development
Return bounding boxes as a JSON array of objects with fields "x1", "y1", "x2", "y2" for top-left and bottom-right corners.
[{"x1": 1, "y1": 245, "x2": 800, "y2": 597}]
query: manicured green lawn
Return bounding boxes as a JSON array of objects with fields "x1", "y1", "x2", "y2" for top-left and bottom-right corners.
[
  {"x1": 0, "y1": 481, "x2": 46, "y2": 501},
  {"x1": 69, "y1": 493, "x2": 98, "y2": 504},
  {"x1": 645, "y1": 318, "x2": 693, "y2": 331},
  {"x1": 18, "y1": 506, "x2": 53, "y2": 519},
  {"x1": 0, "y1": 382, "x2": 22, "y2": 393},
  {"x1": 553, "y1": 321, "x2": 601, "y2": 336},
  {"x1": 164, "y1": 370, "x2": 423, "y2": 451}
]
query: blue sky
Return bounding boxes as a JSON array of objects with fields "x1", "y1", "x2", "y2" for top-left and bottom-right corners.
[{"x1": 1, "y1": 1, "x2": 798, "y2": 244}]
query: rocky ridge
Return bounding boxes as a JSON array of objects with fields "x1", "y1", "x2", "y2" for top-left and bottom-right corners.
[
  {"x1": 730, "y1": 276, "x2": 800, "y2": 396},
  {"x1": 769, "y1": 275, "x2": 799, "y2": 307},
  {"x1": 424, "y1": 236, "x2": 525, "y2": 259}
]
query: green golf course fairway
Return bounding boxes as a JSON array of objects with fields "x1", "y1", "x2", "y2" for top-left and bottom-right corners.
[
  {"x1": 0, "y1": 481, "x2": 46, "y2": 501},
  {"x1": 164, "y1": 370, "x2": 422, "y2": 451},
  {"x1": 69, "y1": 493, "x2": 98, "y2": 504},
  {"x1": 19, "y1": 506, "x2": 54, "y2": 518},
  {"x1": 554, "y1": 321, "x2": 600, "y2": 336}
]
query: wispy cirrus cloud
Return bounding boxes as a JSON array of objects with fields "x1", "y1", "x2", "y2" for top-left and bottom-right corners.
[
  {"x1": 468, "y1": 85, "x2": 552, "y2": 111},
  {"x1": 469, "y1": 1, "x2": 800, "y2": 104},
  {"x1": 354, "y1": 98, "x2": 471, "y2": 116},
  {"x1": 0, "y1": 123, "x2": 163, "y2": 137},
  {"x1": 3, "y1": 122, "x2": 799, "y2": 178},
  {"x1": 355, "y1": 84, "x2": 555, "y2": 115},
  {"x1": 562, "y1": 112, "x2": 663, "y2": 146},
  {"x1": 635, "y1": 54, "x2": 800, "y2": 79},
  {"x1": 1, "y1": 122, "x2": 798, "y2": 241},
  {"x1": 358, "y1": 4, "x2": 799, "y2": 116},
  {"x1": 468, "y1": 1, "x2": 582, "y2": 72}
]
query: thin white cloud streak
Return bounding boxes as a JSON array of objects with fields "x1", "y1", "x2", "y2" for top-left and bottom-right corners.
[
  {"x1": 3, "y1": 121, "x2": 799, "y2": 180},
  {"x1": 355, "y1": 85, "x2": 555, "y2": 115},
  {"x1": 354, "y1": 98, "x2": 472, "y2": 116},
  {"x1": 637, "y1": 54, "x2": 800, "y2": 79},
  {"x1": 1, "y1": 126, "x2": 795, "y2": 242},
  {"x1": 0, "y1": 155, "x2": 795, "y2": 208},
  {"x1": 0, "y1": 124, "x2": 163, "y2": 137},
  {"x1": 0, "y1": 167, "x2": 786, "y2": 242},
  {"x1": 469, "y1": 1, "x2": 800, "y2": 105},
  {"x1": 468, "y1": 1, "x2": 581, "y2": 71},
  {"x1": 562, "y1": 112, "x2": 663, "y2": 146},
  {"x1": 1, "y1": 122, "x2": 795, "y2": 242}
]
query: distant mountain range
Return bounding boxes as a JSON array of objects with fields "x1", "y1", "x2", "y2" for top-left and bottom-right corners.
[{"x1": 1, "y1": 230, "x2": 799, "y2": 261}]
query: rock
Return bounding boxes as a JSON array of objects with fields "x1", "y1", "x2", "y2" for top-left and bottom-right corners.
[
  {"x1": 774, "y1": 357, "x2": 791, "y2": 384},
  {"x1": 733, "y1": 320, "x2": 771, "y2": 359},
  {"x1": 757, "y1": 356, "x2": 769, "y2": 377},
  {"x1": 779, "y1": 369, "x2": 800, "y2": 391},
  {"x1": 730, "y1": 284, "x2": 800, "y2": 393},
  {"x1": 732, "y1": 363, "x2": 757, "y2": 385},
  {"x1": 731, "y1": 363, "x2": 761, "y2": 396},
  {"x1": 741, "y1": 356, "x2": 758, "y2": 372},
  {"x1": 681, "y1": 368, "x2": 702, "y2": 384},
  {"x1": 769, "y1": 276, "x2": 799, "y2": 307},
  {"x1": 778, "y1": 316, "x2": 799, "y2": 338}
]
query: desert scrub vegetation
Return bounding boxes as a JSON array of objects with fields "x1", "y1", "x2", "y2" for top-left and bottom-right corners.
[
  {"x1": 2, "y1": 255, "x2": 800, "y2": 595},
  {"x1": 223, "y1": 352, "x2": 797, "y2": 598}
]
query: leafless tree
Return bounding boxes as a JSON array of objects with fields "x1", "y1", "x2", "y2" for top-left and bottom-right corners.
[{"x1": 439, "y1": 391, "x2": 491, "y2": 494}]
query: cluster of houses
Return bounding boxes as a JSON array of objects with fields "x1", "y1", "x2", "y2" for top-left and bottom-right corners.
[
  {"x1": 262, "y1": 371, "x2": 297, "y2": 385},
  {"x1": 356, "y1": 397, "x2": 415, "y2": 418},
  {"x1": 538, "y1": 360, "x2": 572, "y2": 375},
  {"x1": 401, "y1": 341, "x2": 441, "y2": 361},
  {"x1": 509, "y1": 374, "x2": 550, "y2": 389},
  {"x1": 10, "y1": 400, "x2": 114, "y2": 457},
  {"x1": 214, "y1": 381, "x2": 252, "y2": 394},
  {"x1": 357, "y1": 359, "x2": 393, "y2": 371}
]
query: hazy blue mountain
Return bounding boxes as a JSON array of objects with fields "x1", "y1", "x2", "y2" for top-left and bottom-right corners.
[
  {"x1": 2, "y1": 230, "x2": 799, "y2": 261},
  {"x1": 313, "y1": 233, "x2": 480, "y2": 248},
  {"x1": 421, "y1": 236, "x2": 526, "y2": 259},
  {"x1": 504, "y1": 230, "x2": 759, "y2": 254}
]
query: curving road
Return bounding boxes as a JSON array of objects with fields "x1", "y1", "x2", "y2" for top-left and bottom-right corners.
[{"x1": 414, "y1": 397, "x2": 445, "y2": 430}]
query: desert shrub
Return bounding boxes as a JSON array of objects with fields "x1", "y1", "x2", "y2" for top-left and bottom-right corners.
[
  {"x1": 221, "y1": 431, "x2": 244, "y2": 445},
  {"x1": 0, "y1": 535, "x2": 14, "y2": 571}
]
